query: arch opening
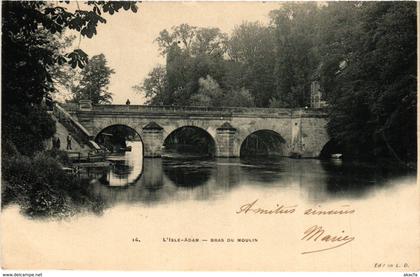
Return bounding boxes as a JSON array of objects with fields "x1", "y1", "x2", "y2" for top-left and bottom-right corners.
[
  {"x1": 240, "y1": 130, "x2": 286, "y2": 158},
  {"x1": 94, "y1": 125, "x2": 144, "y2": 187},
  {"x1": 95, "y1": 124, "x2": 142, "y2": 153},
  {"x1": 319, "y1": 139, "x2": 344, "y2": 160},
  {"x1": 162, "y1": 126, "x2": 216, "y2": 158}
]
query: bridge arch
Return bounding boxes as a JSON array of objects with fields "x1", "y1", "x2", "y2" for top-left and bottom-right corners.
[
  {"x1": 162, "y1": 125, "x2": 217, "y2": 158},
  {"x1": 319, "y1": 139, "x2": 344, "y2": 159},
  {"x1": 239, "y1": 129, "x2": 288, "y2": 158},
  {"x1": 94, "y1": 124, "x2": 143, "y2": 153}
]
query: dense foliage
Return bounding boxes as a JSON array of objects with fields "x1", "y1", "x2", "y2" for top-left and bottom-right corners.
[{"x1": 320, "y1": 2, "x2": 417, "y2": 162}]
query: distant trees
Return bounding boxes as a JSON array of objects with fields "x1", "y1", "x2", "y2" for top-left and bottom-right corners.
[
  {"x1": 132, "y1": 65, "x2": 167, "y2": 105},
  {"x1": 71, "y1": 54, "x2": 115, "y2": 104},
  {"x1": 133, "y1": 23, "x2": 255, "y2": 107},
  {"x1": 133, "y1": 5, "x2": 321, "y2": 108}
]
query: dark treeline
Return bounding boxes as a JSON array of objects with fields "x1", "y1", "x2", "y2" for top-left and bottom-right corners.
[{"x1": 134, "y1": 2, "x2": 416, "y2": 163}]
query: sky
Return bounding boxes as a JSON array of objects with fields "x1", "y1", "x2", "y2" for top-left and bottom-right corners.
[{"x1": 76, "y1": 2, "x2": 282, "y2": 104}]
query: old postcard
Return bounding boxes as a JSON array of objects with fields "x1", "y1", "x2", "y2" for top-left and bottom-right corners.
[{"x1": 1, "y1": 1, "x2": 418, "y2": 272}]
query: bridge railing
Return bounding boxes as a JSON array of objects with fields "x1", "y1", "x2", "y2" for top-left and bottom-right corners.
[
  {"x1": 64, "y1": 99, "x2": 327, "y2": 117},
  {"x1": 90, "y1": 104, "x2": 297, "y2": 115}
]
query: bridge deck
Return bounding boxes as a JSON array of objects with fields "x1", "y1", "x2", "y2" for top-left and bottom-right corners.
[{"x1": 63, "y1": 104, "x2": 327, "y2": 118}]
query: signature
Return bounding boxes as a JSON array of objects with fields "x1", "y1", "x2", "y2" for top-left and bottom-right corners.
[
  {"x1": 301, "y1": 225, "x2": 355, "y2": 254},
  {"x1": 236, "y1": 199, "x2": 297, "y2": 215}
]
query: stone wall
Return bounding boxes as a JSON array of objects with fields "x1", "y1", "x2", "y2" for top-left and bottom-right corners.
[{"x1": 300, "y1": 116, "x2": 330, "y2": 157}]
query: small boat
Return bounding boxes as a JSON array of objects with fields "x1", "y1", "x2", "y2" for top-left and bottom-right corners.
[
  {"x1": 67, "y1": 151, "x2": 106, "y2": 163},
  {"x1": 62, "y1": 166, "x2": 74, "y2": 174},
  {"x1": 331, "y1": 153, "x2": 343, "y2": 159},
  {"x1": 115, "y1": 145, "x2": 132, "y2": 152},
  {"x1": 73, "y1": 161, "x2": 112, "y2": 168}
]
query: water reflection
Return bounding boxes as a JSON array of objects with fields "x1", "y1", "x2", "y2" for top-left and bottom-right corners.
[
  {"x1": 104, "y1": 141, "x2": 143, "y2": 186},
  {"x1": 162, "y1": 158, "x2": 213, "y2": 187},
  {"x1": 91, "y1": 142, "x2": 416, "y2": 209},
  {"x1": 320, "y1": 160, "x2": 413, "y2": 198}
]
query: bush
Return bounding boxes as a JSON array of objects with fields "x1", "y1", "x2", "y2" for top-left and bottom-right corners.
[
  {"x1": 224, "y1": 88, "x2": 255, "y2": 107},
  {"x1": 1, "y1": 139, "x2": 19, "y2": 160},
  {"x1": 2, "y1": 151, "x2": 105, "y2": 218}
]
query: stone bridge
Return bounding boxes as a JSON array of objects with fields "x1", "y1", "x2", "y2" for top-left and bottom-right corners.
[{"x1": 63, "y1": 102, "x2": 330, "y2": 158}]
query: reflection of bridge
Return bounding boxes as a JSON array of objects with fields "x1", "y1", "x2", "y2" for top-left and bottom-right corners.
[{"x1": 61, "y1": 101, "x2": 329, "y2": 158}]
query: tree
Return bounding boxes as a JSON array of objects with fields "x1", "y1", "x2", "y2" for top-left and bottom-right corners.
[
  {"x1": 155, "y1": 24, "x2": 197, "y2": 55},
  {"x1": 71, "y1": 54, "x2": 115, "y2": 104},
  {"x1": 191, "y1": 27, "x2": 228, "y2": 56},
  {"x1": 48, "y1": 33, "x2": 82, "y2": 102},
  {"x1": 270, "y1": 3, "x2": 320, "y2": 107},
  {"x1": 165, "y1": 42, "x2": 193, "y2": 105},
  {"x1": 133, "y1": 65, "x2": 167, "y2": 105},
  {"x1": 142, "y1": 24, "x2": 228, "y2": 106},
  {"x1": 155, "y1": 24, "x2": 227, "y2": 57},
  {"x1": 227, "y1": 21, "x2": 276, "y2": 107},
  {"x1": 316, "y1": 2, "x2": 361, "y2": 102}
]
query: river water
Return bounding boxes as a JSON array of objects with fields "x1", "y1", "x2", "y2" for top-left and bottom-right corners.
[{"x1": 88, "y1": 141, "x2": 416, "y2": 207}]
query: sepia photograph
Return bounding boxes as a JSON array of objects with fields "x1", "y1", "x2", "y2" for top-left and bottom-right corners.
[{"x1": 1, "y1": 0, "x2": 418, "y2": 273}]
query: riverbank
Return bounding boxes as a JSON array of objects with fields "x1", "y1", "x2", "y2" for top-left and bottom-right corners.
[{"x1": 1, "y1": 143, "x2": 106, "y2": 218}]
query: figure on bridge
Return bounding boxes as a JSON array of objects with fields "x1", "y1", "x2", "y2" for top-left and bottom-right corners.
[
  {"x1": 66, "y1": 134, "x2": 73, "y2": 150},
  {"x1": 52, "y1": 136, "x2": 60, "y2": 150}
]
